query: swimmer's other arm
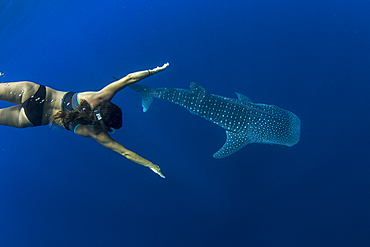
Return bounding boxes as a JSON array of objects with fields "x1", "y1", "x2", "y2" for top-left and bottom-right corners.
[
  {"x1": 99, "y1": 62, "x2": 169, "y2": 102},
  {"x1": 75, "y1": 125, "x2": 165, "y2": 178}
]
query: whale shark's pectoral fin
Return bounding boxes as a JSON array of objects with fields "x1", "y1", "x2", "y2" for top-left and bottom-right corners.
[{"x1": 213, "y1": 131, "x2": 253, "y2": 159}]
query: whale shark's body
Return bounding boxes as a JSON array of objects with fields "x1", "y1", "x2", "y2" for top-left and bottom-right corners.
[{"x1": 129, "y1": 83, "x2": 300, "y2": 158}]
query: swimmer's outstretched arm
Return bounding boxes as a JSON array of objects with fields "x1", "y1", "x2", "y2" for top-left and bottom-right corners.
[
  {"x1": 75, "y1": 125, "x2": 165, "y2": 178},
  {"x1": 98, "y1": 62, "x2": 169, "y2": 102}
]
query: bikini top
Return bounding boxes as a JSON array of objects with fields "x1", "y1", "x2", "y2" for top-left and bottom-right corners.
[
  {"x1": 61, "y1": 92, "x2": 80, "y2": 131},
  {"x1": 62, "y1": 91, "x2": 79, "y2": 112}
]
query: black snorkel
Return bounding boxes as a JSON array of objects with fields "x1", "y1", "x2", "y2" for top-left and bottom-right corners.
[{"x1": 94, "y1": 106, "x2": 111, "y2": 132}]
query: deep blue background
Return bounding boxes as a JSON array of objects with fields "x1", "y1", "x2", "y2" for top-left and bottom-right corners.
[{"x1": 1, "y1": 0, "x2": 370, "y2": 246}]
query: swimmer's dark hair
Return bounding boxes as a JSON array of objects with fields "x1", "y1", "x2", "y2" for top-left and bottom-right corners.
[{"x1": 50, "y1": 100, "x2": 122, "y2": 134}]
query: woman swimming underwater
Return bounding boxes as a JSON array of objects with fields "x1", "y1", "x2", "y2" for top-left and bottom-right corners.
[{"x1": 0, "y1": 63, "x2": 169, "y2": 178}]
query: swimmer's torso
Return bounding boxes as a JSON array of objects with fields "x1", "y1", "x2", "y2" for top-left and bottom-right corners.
[{"x1": 42, "y1": 88, "x2": 98, "y2": 125}]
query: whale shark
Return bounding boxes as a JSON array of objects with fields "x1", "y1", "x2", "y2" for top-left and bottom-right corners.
[{"x1": 129, "y1": 82, "x2": 301, "y2": 158}]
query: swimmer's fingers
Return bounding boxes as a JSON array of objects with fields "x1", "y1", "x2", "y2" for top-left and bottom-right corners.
[
  {"x1": 160, "y1": 62, "x2": 170, "y2": 70},
  {"x1": 149, "y1": 164, "x2": 165, "y2": 178},
  {"x1": 148, "y1": 62, "x2": 169, "y2": 74}
]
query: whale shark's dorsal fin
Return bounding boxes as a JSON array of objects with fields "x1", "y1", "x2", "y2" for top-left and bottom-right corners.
[
  {"x1": 190, "y1": 82, "x2": 207, "y2": 92},
  {"x1": 235, "y1": 92, "x2": 253, "y2": 103}
]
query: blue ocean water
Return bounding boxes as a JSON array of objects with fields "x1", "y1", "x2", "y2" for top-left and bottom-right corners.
[{"x1": 1, "y1": 0, "x2": 369, "y2": 246}]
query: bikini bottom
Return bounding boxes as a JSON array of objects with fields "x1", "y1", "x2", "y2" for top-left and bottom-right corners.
[{"x1": 22, "y1": 85, "x2": 46, "y2": 126}]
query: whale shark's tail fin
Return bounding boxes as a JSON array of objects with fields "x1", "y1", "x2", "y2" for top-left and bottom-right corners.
[{"x1": 129, "y1": 84, "x2": 155, "y2": 112}]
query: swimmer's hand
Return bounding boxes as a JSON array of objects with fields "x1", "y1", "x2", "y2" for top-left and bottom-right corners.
[
  {"x1": 148, "y1": 62, "x2": 169, "y2": 75},
  {"x1": 149, "y1": 164, "x2": 165, "y2": 178}
]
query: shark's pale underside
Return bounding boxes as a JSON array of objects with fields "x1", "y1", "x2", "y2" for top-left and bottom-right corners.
[{"x1": 129, "y1": 83, "x2": 301, "y2": 158}]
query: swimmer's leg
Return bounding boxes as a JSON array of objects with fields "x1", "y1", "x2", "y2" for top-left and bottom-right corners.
[
  {"x1": 0, "y1": 81, "x2": 39, "y2": 104},
  {"x1": 0, "y1": 105, "x2": 33, "y2": 128}
]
